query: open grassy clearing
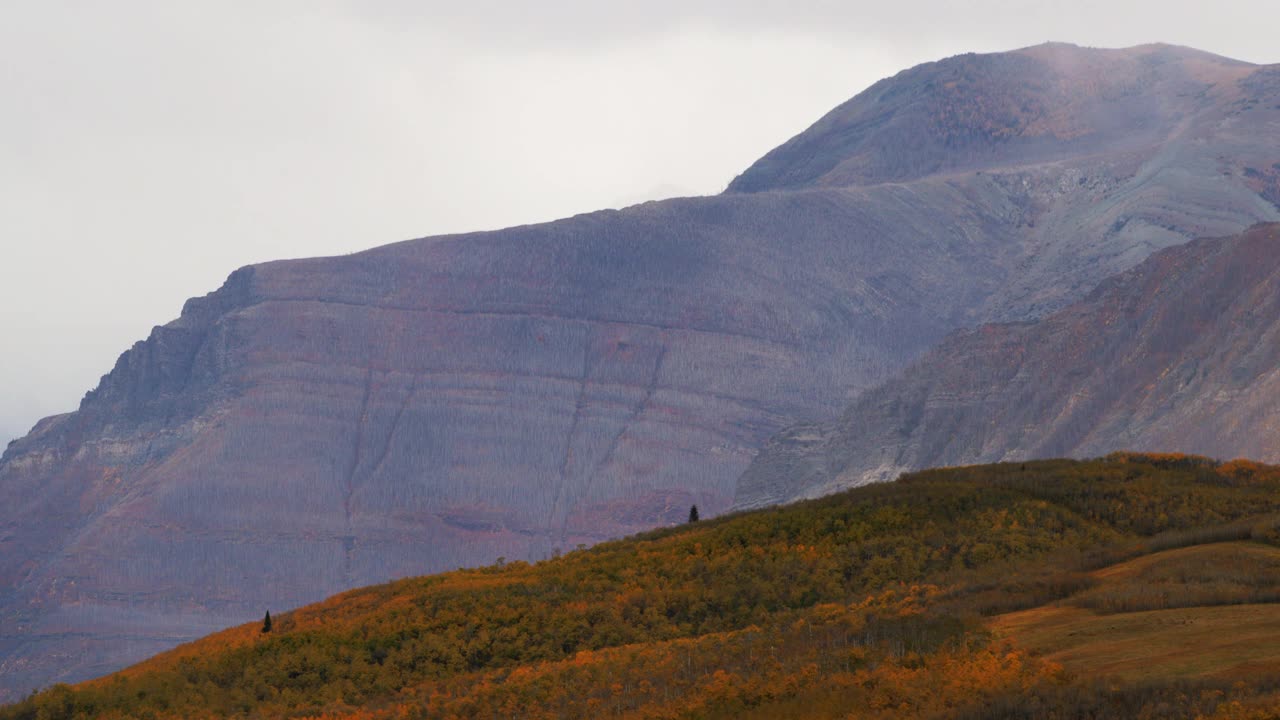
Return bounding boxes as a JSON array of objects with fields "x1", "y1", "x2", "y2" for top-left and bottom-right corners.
[{"x1": 991, "y1": 541, "x2": 1280, "y2": 682}]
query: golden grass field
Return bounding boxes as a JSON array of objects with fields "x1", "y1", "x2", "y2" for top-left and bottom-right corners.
[{"x1": 991, "y1": 542, "x2": 1280, "y2": 682}]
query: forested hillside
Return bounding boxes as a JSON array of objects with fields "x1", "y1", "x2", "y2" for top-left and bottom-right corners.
[{"x1": 8, "y1": 453, "x2": 1280, "y2": 719}]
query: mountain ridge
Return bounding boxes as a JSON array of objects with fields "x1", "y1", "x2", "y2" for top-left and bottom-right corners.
[
  {"x1": 727, "y1": 41, "x2": 1261, "y2": 193},
  {"x1": 735, "y1": 222, "x2": 1280, "y2": 508}
]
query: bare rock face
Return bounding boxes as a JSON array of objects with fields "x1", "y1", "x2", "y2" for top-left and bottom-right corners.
[
  {"x1": 2, "y1": 42, "x2": 1280, "y2": 698},
  {"x1": 736, "y1": 223, "x2": 1280, "y2": 508}
]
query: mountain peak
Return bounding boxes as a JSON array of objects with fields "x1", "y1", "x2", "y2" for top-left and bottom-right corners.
[{"x1": 726, "y1": 43, "x2": 1260, "y2": 193}]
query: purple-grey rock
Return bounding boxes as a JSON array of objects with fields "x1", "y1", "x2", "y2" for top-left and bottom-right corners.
[{"x1": 736, "y1": 223, "x2": 1280, "y2": 507}]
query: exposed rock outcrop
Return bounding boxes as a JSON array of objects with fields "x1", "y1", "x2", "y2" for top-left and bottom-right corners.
[{"x1": 736, "y1": 223, "x2": 1280, "y2": 508}]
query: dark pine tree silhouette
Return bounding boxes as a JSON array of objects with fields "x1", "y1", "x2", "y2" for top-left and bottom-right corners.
[
  {"x1": 262, "y1": 610, "x2": 272, "y2": 634},
  {"x1": 688, "y1": 505, "x2": 699, "y2": 523}
]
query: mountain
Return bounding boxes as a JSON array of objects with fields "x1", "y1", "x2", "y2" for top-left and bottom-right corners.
[
  {"x1": 7, "y1": 454, "x2": 1280, "y2": 719},
  {"x1": 736, "y1": 223, "x2": 1280, "y2": 508},
  {"x1": 731, "y1": 43, "x2": 1273, "y2": 194},
  {"x1": 3, "y1": 42, "x2": 1280, "y2": 697}
]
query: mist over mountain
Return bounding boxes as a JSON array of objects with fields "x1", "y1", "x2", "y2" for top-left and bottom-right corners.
[{"x1": 2, "y1": 42, "x2": 1279, "y2": 697}]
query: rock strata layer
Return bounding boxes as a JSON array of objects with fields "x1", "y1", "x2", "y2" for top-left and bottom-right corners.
[{"x1": 737, "y1": 223, "x2": 1280, "y2": 508}]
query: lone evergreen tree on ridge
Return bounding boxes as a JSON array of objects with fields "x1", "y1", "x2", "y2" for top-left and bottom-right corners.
[
  {"x1": 688, "y1": 505, "x2": 699, "y2": 523},
  {"x1": 262, "y1": 610, "x2": 272, "y2": 634}
]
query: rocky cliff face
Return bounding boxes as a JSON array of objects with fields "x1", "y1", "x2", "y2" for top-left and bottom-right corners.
[
  {"x1": 736, "y1": 223, "x2": 1280, "y2": 508},
  {"x1": 3, "y1": 42, "x2": 1279, "y2": 698}
]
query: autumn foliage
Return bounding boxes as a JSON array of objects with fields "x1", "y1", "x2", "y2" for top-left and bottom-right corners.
[{"x1": 7, "y1": 453, "x2": 1280, "y2": 718}]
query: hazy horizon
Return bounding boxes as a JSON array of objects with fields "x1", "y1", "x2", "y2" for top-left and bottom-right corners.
[{"x1": 3, "y1": 0, "x2": 1279, "y2": 448}]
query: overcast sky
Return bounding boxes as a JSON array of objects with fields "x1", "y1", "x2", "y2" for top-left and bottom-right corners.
[{"x1": 2, "y1": 1, "x2": 1277, "y2": 448}]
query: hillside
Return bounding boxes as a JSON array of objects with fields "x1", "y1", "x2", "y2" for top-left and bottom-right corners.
[
  {"x1": 991, "y1": 541, "x2": 1280, "y2": 681},
  {"x1": 7, "y1": 454, "x2": 1280, "y2": 718},
  {"x1": 4, "y1": 41, "x2": 1280, "y2": 696},
  {"x1": 736, "y1": 222, "x2": 1280, "y2": 508}
]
